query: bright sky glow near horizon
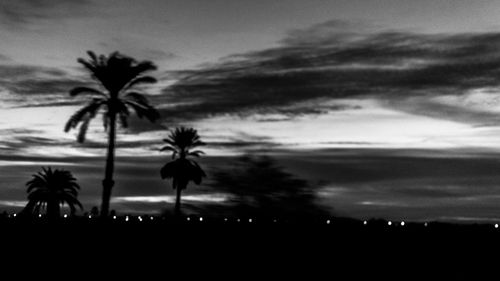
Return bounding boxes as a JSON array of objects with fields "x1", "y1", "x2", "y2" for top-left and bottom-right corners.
[{"x1": 3, "y1": 0, "x2": 500, "y2": 221}]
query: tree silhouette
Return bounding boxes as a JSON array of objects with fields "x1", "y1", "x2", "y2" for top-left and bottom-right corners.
[
  {"x1": 22, "y1": 167, "x2": 83, "y2": 220},
  {"x1": 209, "y1": 155, "x2": 329, "y2": 221},
  {"x1": 160, "y1": 127, "x2": 206, "y2": 216},
  {"x1": 65, "y1": 51, "x2": 160, "y2": 217}
]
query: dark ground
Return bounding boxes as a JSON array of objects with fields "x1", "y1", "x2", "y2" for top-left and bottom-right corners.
[{"x1": 1, "y1": 215, "x2": 499, "y2": 278}]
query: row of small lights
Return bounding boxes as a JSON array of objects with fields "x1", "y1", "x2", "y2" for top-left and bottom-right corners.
[
  {"x1": 0, "y1": 215, "x2": 442, "y2": 227},
  {"x1": 3, "y1": 213, "x2": 500, "y2": 228},
  {"x1": 6, "y1": 214, "x2": 272, "y2": 224}
]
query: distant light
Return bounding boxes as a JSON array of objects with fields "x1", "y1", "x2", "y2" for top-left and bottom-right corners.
[
  {"x1": 388, "y1": 221, "x2": 392, "y2": 226},
  {"x1": 199, "y1": 217, "x2": 203, "y2": 222},
  {"x1": 249, "y1": 219, "x2": 253, "y2": 223},
  {"x1": 187, "y1": 217, "x2": 191, "y2": 221},
  {"x1": 38, "y1": 214, "x2": 42, "y2": 218},
  {"x1": 237, "y1": 219, "x2": 241, "y2": 222},
  {"x1": 150, "y1": 216, "x2": 154, "y2": 220},
  {"x1": 401, "y1": 221, "x2": 405, "y2": 226},
  {"x1": 273, "y1": 219, "x2": 277, "y2": 223},
  {"x1": 138, "y1": 216, "x2": 142, "y2": 222},
  {"x1": 424, "y1": 223, "x2": 428, "y2": 227},
  {"x1": 224, "y1": 218, "x2": 228, "y2": 222},
  {"x1": 495, "y1": 224, "x2": 499, "y2": 229},
  {"x1": 112, "y1": 216, "x2": 117, "y2": 220},
  {"x1": 12, "y1": 214, "x2": 16, "y2": 217},
  {"x1": 363, "y1": 220, "x2": 367, "y2": 225},
  {"x1": 326, "y1": 220, "x2": 331, "y2": 224},
  {"x1": 88, "y1": 215, "x2": 92, "y2": 219},
  {"x1": 63, "y1": 214, "x2": 68, "y2": 218},
  {"x1": 125, "y1": 216, "x2": 129, "y2": 222}
]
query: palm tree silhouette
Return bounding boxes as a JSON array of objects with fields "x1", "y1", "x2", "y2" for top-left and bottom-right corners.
[
  {"x1": 160, "y1": 127, "x2": 206, "y2": 216},
  {"x1": 23, "y1": 167, "x2": 83, "y2": 220},
  {"x1": 65, "y1": 51, "x2": 160, "y2": 217}
]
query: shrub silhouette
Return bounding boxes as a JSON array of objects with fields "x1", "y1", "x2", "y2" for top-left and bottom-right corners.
[{"x1": 208, "y1": 155, "x2": 329, "y2": 221}]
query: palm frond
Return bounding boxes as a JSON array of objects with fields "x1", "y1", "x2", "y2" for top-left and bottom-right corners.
[
  {"x1": 124, "y1": 76, "x2": 157, "y2": 91},
  {"x1": 118, "y1": 112, "x2": 128, "y2": 128},
  {"x1": 160, "y1": 160, "x2": 179, "y2": 180},
  {"x1": 160, "y1": 127, "x2": 207, "y2": 191},
  {"x1": 64, "y1": 98, "x2": 104, "y2": 132},
  {"x1": 77, "y1": 116, "x2": 92, "y2": 143},
  {"x1": 160, "y1": 158, "x2": 206, "y2": 185},
  {"x1": 124, "y1": 100, "x2": 160, "y2": 122},
  {"x1": 77, "y1": 58, "x2": 96, "y2": 73},
  {"x1": 160, "y1": 146, "x2": 177, "y2": 152},
  {"x1": 123, "y1": 92, "x2": 150, "y2": 104},
  {"x1": 25, "y1": 167, "x2": 83, "y2": 217},
  {"x1": 188, "y1": 150, "x2": 205, "y2": 157},
  {"x1": 87, "y1": 50, "x2": 98, "y2": 64}
]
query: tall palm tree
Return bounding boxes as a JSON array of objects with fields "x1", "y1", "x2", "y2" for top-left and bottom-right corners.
[
  {"x1": 160, "y1": 127, "x2": 206, "y2": 216},
  {"x1": 23, "y1": 167, "x2": 83, "y2": 220},
  {"x1": 65, "y1": 51, "x2": 160, "y2": 217}
]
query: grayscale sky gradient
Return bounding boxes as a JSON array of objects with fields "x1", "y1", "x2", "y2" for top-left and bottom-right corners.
[{"x1": 2, "y1": 0, "x2": 500, "y2": 221}]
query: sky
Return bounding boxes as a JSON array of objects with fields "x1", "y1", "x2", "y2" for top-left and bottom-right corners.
[{"x1": 3, "y1": 0, "x2": 500, "y2": 221}]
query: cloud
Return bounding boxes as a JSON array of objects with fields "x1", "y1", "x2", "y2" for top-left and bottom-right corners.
[
  {"x1": 0, "y1": 64, "x2": 85, "y2": 107},
  {"x1": 164, "y1": 20, "x2": 500, "y2": 124},
  {"x1": 278, "y1": 147, "x2": 500, "y2": 221},
  {"x1": 2, "y1": 146, "x2": 500, "y2": 220},
  {"x1": 0, "y1": 0, "x2": 92, "y2": 29},
  {"x1": 0, "y1": 54, "x2": 11, "y2": 62}
]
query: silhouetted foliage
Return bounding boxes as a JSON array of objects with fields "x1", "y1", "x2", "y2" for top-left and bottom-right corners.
[
  {"x1": 65, "y1": 51, "x2": 160, "y2": 217},
  {"x1": 90, "y1": 206, "x2": 99, "y2": 217},
  {"x1": 160, "y1": 127, "x2": 206, "y2": 216},
  {"x1": 22, "y1": 167, "x2": 83, "y2": 220},
  {"x1": 208, "y1": 155, "x2": 329, "y2": 220}
]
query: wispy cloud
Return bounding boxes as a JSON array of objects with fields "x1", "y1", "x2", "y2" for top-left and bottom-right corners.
[
  {"x1": 112, "y1": 194, "x2": 229, "y2": 204},
  {"x1": 98, "y1": 40, "x2": 178, "y2": 62},
  {"x1": 0, "y1": 0, "x2": 93, "y2": 29},
  {"x1": 0, "y1": 54, "x2": 11, "y2": 62},
  {"x1": 163, "y1": 20, "x2": 500, "y2": 124},
  {"x1": 0, "y1": 63, "x2": 85, "y2": 107}
]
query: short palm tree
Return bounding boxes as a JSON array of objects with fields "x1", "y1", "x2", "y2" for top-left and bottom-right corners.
[
  {"x1": 23, "y1": 167, "x2": 83, "y2": 220},
  {"x1": 65, "y1": 51, "x2": 160, "y2": 217},
  {"x1": 160, "y1": 127, "x2": 206, "y2": 216}
]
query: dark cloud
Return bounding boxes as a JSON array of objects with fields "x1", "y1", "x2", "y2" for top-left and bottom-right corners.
[
  {"x1": 0, "y1": 64, "x2": 85, "y2": 107},
  {"x1": 384, "y1": 96, "x2": 500, "y2": 126},
  {"x1": 6, "y1": 78, "x2": 82, "y2": 96},
  {"x1": 163, "y1": 22, "x2": 500, "y2": 123},
  {"x1": 0, "y1": 0, "x2": 92, "y2": 28},
  {"x1": 0, "y1": 64, "x2": 67, "y2": 78},
  {"x1": 273, "y1": 148, "x2": 500, "y2": 221},
  {"x1": 0, "y1": 54, "x2": 11, "y2": 62}
]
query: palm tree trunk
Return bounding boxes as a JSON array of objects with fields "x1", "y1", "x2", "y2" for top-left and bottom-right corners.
[
  {"x1": 47, "y1": 199, "x2": 60, "y2": 221},
  {"x1": 174, "y1": 185, "x2": 182, "y2": 217},
  {"x1": 174, "y1": 184, "x2": 185, "y2": 218},
  {"x1": 101, "y1": 110, "x2": 116, "y2": 218}
]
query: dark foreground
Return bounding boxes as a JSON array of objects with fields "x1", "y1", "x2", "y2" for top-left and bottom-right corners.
[{"x1": 2, "y1": 215, "x2": 499, "y2": 278}]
